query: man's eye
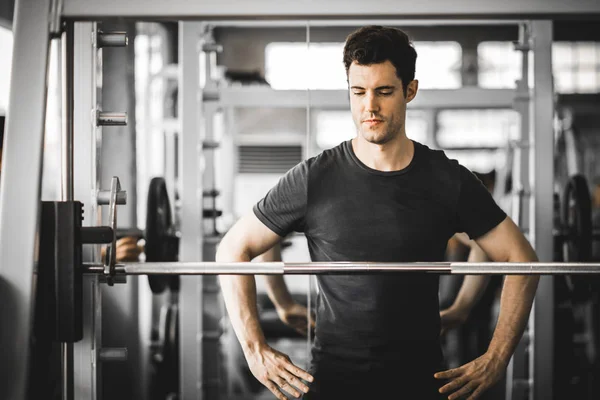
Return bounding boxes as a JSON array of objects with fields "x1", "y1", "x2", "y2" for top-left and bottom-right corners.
[
  {"x1": 352, "y1": 92, "x2": 365, "y2": 96},
  {"x1": 379, "y1": 91, "x2": 393, "y2": 96}
]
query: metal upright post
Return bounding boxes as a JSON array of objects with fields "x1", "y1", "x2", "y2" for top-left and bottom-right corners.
[
  {"x1": 506, "y1": 22, "x2": 533, "y2": 400},
  {"x1": 304, "y1": 21, "x2": 313, "y2": 370},
  {"x1": 61, "y1": 20, "x2": 76, "y2": 400},
  {"x1": 179, "y1": 21, "x2": 204, "y2": 400},
  {"x1": 73, "y1": 22, "x2": 103, "y2": 400},
  {"x1": 0, "y1": 0, "x2": 53, "y2": 397},
  {"x1": 530, "y1": 20, "x2": 555, "y2": 400}
]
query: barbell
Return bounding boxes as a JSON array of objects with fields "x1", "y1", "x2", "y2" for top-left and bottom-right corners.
[{"x1": 83, "y1": 261, "x2": 600, "y2": 276}]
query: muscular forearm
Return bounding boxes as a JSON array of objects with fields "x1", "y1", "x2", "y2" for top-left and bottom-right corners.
[
  {"x1": 451, "y1": 275, "x2": 491, "y2": 314},
  {"x1": 449, "y1": 240, "x2": 491, "y2": 314},
  {"x1": 253, "y1": 244, "x2": 294, "y2": 310},
  {"x1": 217, "y1": 245, "x2": 266, "y2": 353},
  {"x1": 487, "y1": 274, "x2": 539, "y2": 364},
  {"x1": 265, "y1": 275, "x2": 295, "y2": 310}
]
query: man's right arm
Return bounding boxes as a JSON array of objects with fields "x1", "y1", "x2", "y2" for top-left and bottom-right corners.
[
  {"x1": 217, "y1": 213, "x2": 313, "y2": 399},
  {"x1": 440, "y1": 234, "x2": 491, "y2": 335}
]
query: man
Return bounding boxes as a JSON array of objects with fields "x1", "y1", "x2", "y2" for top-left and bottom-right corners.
[{"x1": 218, "y1": 26, "x2": 539, "y2": 400}]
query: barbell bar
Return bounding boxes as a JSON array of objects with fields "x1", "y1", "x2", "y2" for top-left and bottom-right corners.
[{"x1": 82, "y1": 261, "x2": 600, "y2": 276}]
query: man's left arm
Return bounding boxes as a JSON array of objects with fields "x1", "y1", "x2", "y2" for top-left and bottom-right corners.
[
  {"x1": 476, "y1": 217, "x2": 539, "y2": 367},
  {"x1": 435, "y1": 216, "x2": 539, "y2": 399}
]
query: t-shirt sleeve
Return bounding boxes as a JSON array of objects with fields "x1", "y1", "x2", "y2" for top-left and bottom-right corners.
[
  {"x1": 456, "y1": 165, "x2": 507, "y2": 240},
  {"x1": 252, "y1": 161, "x2": 308, "y2": 237}
]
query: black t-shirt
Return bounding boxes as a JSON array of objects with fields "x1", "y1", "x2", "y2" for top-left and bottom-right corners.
[{"x1": 253, "y1": 140, "x2": 506, "y2": 364}]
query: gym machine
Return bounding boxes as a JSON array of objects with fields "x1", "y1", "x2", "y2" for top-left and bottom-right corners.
[{"x1": 2, "y1": 1, "x2": 600, "y2": 400}]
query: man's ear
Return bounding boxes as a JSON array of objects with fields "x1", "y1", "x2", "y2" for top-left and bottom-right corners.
[{"x1": 405, "y1": 79, "x2": 419, "y2": 103}]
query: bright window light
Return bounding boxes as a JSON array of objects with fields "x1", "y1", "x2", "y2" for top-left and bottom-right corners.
[
  {"x1": 436, "y1": 109, "x2": 520, "y2": 148},
  {"x1": 479, "y1": 41, "x2": 600, "y2": 93},
  {"x1": 314, "y1": 110, "x2": 355, "y2": 149},
  {"x1": 553, "y1": 42, "x2": 600, "y2": 93},
  {"x1": 265, "y1": 41, "x2": 462, "y2": 90},
  {"x1": 265, "y1": 42, "x2": 347, "y2": 90},
  {"x1": 478, "y1": 42, "x2": 523, "y2": 89},
  {"x1": 413, "y1": 42, "x2": 462, "y2": 89}
]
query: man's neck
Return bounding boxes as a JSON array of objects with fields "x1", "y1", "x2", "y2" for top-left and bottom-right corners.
[{"x1": 351, "y1": 134, "x2": 414, "y2": 172}]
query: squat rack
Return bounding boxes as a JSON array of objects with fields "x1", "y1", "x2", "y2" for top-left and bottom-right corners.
[{"x1": 1, "y1": 1, "x2": 600, "y2": 399}]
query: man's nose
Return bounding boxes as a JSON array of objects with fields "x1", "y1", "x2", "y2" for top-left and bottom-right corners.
[{"x1": 364, "y1": 92, "x2": 379, "y2": 113}]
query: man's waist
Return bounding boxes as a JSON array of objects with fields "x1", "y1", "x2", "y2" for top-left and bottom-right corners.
[{"x1": 313, "y1": 336, "x2": 443, "y2": 365}]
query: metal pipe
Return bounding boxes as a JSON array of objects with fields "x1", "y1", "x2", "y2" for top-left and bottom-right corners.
[
  {"x1": 97, "y1": 31, "x2": 128, "y2": 48},
  {"x1": 61, "y1": 21, "x2": 75, "y2": 400},
  {"x1": 61, "y1": 344, "x2": 74, "y2": 400},
  {"x1": 62, "y1": 23, "x2": 75, "y2": 202},
  {"x1": 97, "y1": 189, "x2": 127, "y2": 205},
  {"x1": 97, "y1": 111, "x2": 128, "y2": 126},
  {"x1": 80, "y1": 261, "x2": 600, "y2": 276}
]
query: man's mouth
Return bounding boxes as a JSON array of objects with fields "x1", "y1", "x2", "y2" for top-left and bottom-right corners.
[{"x1": 363, "y1": 119, "x2": 383, "y2": 126}]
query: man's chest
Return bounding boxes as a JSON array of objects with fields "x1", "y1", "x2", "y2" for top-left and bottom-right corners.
[{"x1": 305, "y1": 183, "x2": 455, "y2": 259}]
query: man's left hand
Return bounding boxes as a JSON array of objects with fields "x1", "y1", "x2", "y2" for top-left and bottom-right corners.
[
  {"x1": 434, "y1": 351, "x2": 507, "y2": 399},
  {"x1": 276, "y1": 302, "x2": 316, "y2": 336}
]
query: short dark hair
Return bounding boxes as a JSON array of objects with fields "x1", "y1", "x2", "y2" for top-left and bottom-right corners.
[{"x1": 343, "y1": 26, "x2": 417, "y2": 94}]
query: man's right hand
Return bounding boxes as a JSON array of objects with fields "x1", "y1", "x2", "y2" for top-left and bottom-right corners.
[{"x1": 244, "y1": 343, "x2": 314, "y2": 399}]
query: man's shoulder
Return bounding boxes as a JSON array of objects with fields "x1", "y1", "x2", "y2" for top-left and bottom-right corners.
[
  {"x1": 305, "y1": 141, "x2": 349, "y2": 170},
  {"x1": 413, "y1": 141, "x2": 464, "y2": 190},
  {"x1": 415, "y1": 141, "x2": 459, "y2": 169}
]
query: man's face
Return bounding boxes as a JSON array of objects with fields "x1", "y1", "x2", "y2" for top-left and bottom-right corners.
[{"x1": 348, "y1": 60, "x2": 418, "y2": 145}]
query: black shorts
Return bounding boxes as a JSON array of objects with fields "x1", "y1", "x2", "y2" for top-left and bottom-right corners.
[{"x1": 302, "y1": 351, "x2": 447, "y2": 400}]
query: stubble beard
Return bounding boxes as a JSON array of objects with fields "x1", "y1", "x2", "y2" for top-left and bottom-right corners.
[{"x1": 359, "y1": 119, "x2": 403, "y2": 145}]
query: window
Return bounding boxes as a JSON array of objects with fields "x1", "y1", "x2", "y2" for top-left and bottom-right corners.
[
  {"x1": 553, "y1": 42, "x2": 600, "y2": 93},
  {"x1": 436, "y1": 109, "x2": 520, "y2": 148},
  {"x1": 436, "y1": 109, "x2": 519, "y2": 173},
  {"x1": 265, "y1": 42, "x2": 347, "y2": 90},
  {"x1": 135, "y1": 29, "x2": 165, "y2": 228},
  {"x1": 478, "y1": 41, "x2": 523, "y2": 89},
  {"x1": 314, "y1": 110, "x2": 355, "y2": 149},
  {"x1": 478, "y1": 41, "x2": 600, "y2": 93},
  {"x1": 413, "y1": 42, "x2": 462, "y2": 89},
  {"x1": 265, "y1": 41, "x2": 462, "y2": 90}
]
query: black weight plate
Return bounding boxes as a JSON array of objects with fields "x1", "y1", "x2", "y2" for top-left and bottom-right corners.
[
  {"x1": 146, "y1": 177, "x2": 174, "y2": 294},
  {"x1": 561, "y1": 174, "x2": 594, "y2": 302},
  {"x1": 561, "y1": 174, "x2": 592, "y2": 262},
  {"x1": 163, "y1": 304, "x2": 179, "y2": 393}
]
